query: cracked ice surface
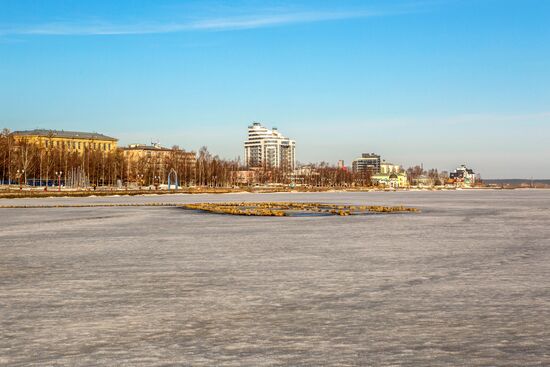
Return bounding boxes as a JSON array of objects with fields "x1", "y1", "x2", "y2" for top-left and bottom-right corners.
[{"x1": 1, "y1": 190, "x2": 550, "y2": 366}]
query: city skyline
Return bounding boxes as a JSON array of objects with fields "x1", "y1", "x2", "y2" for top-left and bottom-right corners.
[{"x1": 1, "y1": 0, "x2": 549, "y2": 178}]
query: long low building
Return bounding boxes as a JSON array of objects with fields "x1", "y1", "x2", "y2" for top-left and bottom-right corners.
[{"x1": 11, "y1": 129, "x2": 118, "y2": 153}]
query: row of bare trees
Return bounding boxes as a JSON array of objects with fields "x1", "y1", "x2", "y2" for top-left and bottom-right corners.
[
  {"x1": 289, "y1": 162, "x2": 371, "y2": 187},
  {"x1": 0, "y1": 129, "x2": 242, "y2": 188},
  {"x1": 405, "y1": 165, "x2": 450, "y2": 186},
  {"x1": 195, "y1": 147, "x2": 240, "y2": 187}
]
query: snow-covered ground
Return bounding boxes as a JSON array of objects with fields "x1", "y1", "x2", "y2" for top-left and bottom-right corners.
[{"x1": 1, "y1": 190, "x2": 550, "y2": 366}]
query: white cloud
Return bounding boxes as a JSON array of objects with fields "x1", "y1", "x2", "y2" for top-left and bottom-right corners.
[{"x1": 0, "y1": 10, "x2": 379, "y2": 36}]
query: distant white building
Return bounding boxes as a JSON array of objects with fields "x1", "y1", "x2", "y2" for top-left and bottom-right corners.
[
  {"x1": 244, "y1": 122, "x2": 295, "y2": 171},
  {"x1": 450, "y1": 164, "x2": 477, "y2": 187},
  {"x1": 380, "y1": 160, "x2": 401, "y2": 174}
]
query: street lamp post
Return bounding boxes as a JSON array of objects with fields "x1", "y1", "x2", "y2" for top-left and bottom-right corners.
[
  {"x1": 16, "y1": 169, "x2": 25, "y2": 190},
  {"x1": 136, "y1": 173, "x2": 143, "y2": 190},
  {"x1": 55, "y1": 171, "x2": 63, "y2": 192}
]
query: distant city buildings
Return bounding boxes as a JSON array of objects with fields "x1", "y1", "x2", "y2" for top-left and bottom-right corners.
[
  {"x1": 351, "y1": 152, "x2": 408, "y2": 187},
  {"x1": 11, "y1": 129, "x2": 117, "y2": 153},
  {"x1": 352, "y1": 153, "x2": 381, "y2": 173},
  {"x1": 450, "y1": 165, "x2": 477, "y2": 187},
  {"x1": 4, "y1": 125, "x2": 483, "y2": 189},
  {"x1": 352, "y1": 154, "x2": 403, "y2": 175},
  {"x1": 244, "y1": 122, "x2": 295, "y2": 171}
]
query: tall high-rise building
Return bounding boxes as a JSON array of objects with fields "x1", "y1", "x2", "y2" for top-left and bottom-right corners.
[{"x1": 244, "y1": 122, "x2": 295, "y2": 170}]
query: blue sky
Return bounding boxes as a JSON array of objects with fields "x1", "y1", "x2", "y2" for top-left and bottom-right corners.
[{"x1": 1, "y1": 0, "x2": 549, "y2": 178}]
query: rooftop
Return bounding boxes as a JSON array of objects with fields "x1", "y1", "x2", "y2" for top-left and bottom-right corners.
[
  {"x1": 123, "y1": 144, "x2": 171, "y2": 151},
  {"x1": 122, "y1": 144, "x2": 195, "y2": 154},
  {"x1": 360, "y1": 153, "x2": 380, "y2": 159},
  {"x1": 12, "y1": 129, "x2": 117, "y2": 141}
]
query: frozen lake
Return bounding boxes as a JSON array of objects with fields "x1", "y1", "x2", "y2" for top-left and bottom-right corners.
[{"x1": 1, "y1": 190, "x2": 550, "y2": 366}]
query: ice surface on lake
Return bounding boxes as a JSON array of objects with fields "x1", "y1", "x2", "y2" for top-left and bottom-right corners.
[{"x1": 1, "y1": 190, "x2": 550, "y2": 366}]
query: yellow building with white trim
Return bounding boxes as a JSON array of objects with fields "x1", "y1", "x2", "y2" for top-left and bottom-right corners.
[
  {"x1": 11, "y1": 129, "x2": 118, "y2": 153},
  {"x1": 371, "y1": 172, "x2": 408, "y2": 188}
]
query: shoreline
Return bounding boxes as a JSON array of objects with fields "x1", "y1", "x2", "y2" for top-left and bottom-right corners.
[{"x1": 0, "y1": 186, "x2": 547, "y2": 199}]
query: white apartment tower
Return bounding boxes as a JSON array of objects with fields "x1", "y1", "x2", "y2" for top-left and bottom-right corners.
[{"x1": 244, "y1": 122, "x2": 296, "y2": 171}]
